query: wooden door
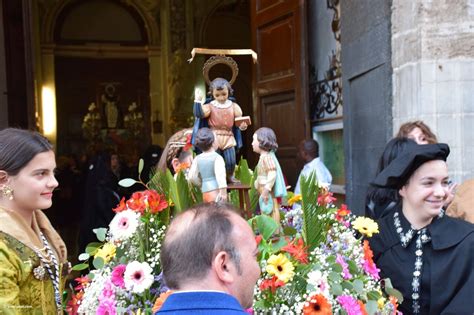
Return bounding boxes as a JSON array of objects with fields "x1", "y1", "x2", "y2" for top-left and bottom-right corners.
[{"x1": 251, "y1": 0, "x2": 309, "y2": 189}]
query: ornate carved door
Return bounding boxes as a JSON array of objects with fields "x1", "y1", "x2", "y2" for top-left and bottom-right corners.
[{"x1": 251, "y1": 0, "x2": 309, "y2": 188}]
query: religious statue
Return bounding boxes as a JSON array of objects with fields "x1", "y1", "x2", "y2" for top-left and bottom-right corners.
[
  {"x1": 101, "y1": 83, "x2": 120, "y2": 129},
  {"x1": 192, "y1": 55, "x2": 250, "y2": 183},
  {"x1": 252, "y1": 127, "x2": 287, "y2": 225}
]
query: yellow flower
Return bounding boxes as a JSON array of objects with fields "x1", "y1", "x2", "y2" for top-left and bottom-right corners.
[
  {"x1": 94, "y1": 242, "x2": 116, "y2": 263},
  {"x1": 266, "y1": 253, "x2": 295, "y2": 283},
  {"x1": 378, "y1": 296, "x2": 386, "y2": 309},
  {"x1": 287, "y1": 194, "x2": 302, "y2": 206},
  {"x1": 352, "y1": 217, "x2": 379, "y2": 237}
]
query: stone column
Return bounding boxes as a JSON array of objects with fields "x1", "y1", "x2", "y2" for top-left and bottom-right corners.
[{"x1": 392, "y1": 0, "x2": 474, "y2": 181}]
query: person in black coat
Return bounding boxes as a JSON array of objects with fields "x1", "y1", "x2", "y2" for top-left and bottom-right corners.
[{"x1": 369, "y1": 141, "x2": 474, "y2": 315}]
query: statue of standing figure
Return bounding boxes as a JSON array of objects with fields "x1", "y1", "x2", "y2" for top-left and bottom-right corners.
[{"x1": 101, "y1": 84, "x2": 120, "y2": 129}]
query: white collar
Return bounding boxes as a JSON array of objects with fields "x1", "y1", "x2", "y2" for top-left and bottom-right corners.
[{"x1": 210, "y1": 100, "x2": 232, "y2": 109}]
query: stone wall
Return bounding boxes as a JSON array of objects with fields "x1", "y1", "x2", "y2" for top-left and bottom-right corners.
[{"x1": 392, "y1": 0, "x2": 474, "y2": 181}]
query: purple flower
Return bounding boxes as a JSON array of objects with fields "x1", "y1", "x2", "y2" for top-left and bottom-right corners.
[
  {"x1": 363, "y1": 260, "x2": 380, "y2": 280},
  {"x1": 336, "y1": 254, "x2": 352, "y2": 279},
  {"x1": 337, "y1": 295, "x2": 363, "y2": 315}
]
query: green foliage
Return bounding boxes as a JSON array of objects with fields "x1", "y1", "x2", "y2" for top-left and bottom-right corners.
[
  {"x1": 235, "y1": 158, "x2": 253, "y2": 185},
  {"x1": 93, "y1": 228, "x2": 107, "y2": 242},
  {"x1": 71, "y1": 263, "x2": 89, "y2": 271},
  {"x1": 167, "y1": 171, "x2": 194, "y2": 213},
  {"x1": 249, "y1": 215, "x2": 279, "y2": 240},
  {"x1": 300, "y1": 173, "x2": 323, "y2": 251},
  {"x1": 138, "y1": 158, "x2": 144, "y2": 177},
  {"x1": 118, "y1": 178, "x2": 137, "y2": 188}
]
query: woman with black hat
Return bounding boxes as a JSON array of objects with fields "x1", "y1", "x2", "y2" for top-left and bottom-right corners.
[{"x1": 369, "y1": 140, "x2": 474, "y2": 314}]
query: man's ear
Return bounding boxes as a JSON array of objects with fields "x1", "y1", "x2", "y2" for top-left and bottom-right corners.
[
  {"x1": 171, "y1": 158, "x2": 180, "y2": 173},
  {"x1": 212, "y1": 251, "x2": 234, "y2": 284}
]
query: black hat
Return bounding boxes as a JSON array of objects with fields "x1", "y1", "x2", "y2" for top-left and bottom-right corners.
[{"x1": 371, "y1": 143, "x2": 450, "y2": 189}]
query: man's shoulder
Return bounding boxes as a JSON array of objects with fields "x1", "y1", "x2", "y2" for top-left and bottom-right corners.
[{"x1": 157, "y1": 291, "x2": 247, "y2": 314}]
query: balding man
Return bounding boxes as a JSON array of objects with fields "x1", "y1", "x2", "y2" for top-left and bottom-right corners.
[{"x1": 156, "y1": 203, "x2": 260, "y2": 314}]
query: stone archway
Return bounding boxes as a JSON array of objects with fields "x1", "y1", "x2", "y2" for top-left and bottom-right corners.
[{"x1": 37, "y1": 0, "x2": 164, "y2": 152}]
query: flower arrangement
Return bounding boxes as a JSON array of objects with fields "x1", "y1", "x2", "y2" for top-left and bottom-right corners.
[
  {"x1": 123, "y1": 102, "x2": 144, "y2": 138},
  {"x1": 82, "y1": 102, "x2": 102, "y2": 142},
  {"x1": 67, "y1": 188, "x2": 169, "y2": 314},
  {"x1": 251, "y1": 173, "x2": 403, "y2": 315}
]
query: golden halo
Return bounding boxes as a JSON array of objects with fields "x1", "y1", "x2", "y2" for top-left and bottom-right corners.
[{"x1": 202, "y1": 55, "x2": 239, "y2": 86}]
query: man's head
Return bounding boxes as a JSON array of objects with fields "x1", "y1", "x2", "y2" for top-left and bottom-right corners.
[
  {"x1": 299, "y1": 139, "x2": 319, "y2": 163},
  {"x1": 160, "y1": 203, "x2": 260, "y2": 308}
]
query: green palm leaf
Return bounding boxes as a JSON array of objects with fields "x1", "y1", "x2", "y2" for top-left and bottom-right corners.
[
  {"x1": 167, "y1": 171, "x2": 193, "y2": 213},
  {"x1": 300, "y1": 172, "x2": 323, "y2": 251}
]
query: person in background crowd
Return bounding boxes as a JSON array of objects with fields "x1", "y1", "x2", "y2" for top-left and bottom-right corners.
[
  {"x1": 446, "y1": 178, "x2": 474, "y2": 223},
  {"x1": 396, "y1": 120, "x2": 437, "y2": 144},
  {"x1": 294, "y1": 139, "x2": 332, "y2": 194},
  {"x1": 156, "y1": 203, "x2": 260, "y2": 314},
  {"x1": 369, "y1": 142, "x2": 474, "y2": 314},
  {"x1": 0, "y1": 128, "x2": 69, "y2": 314}
]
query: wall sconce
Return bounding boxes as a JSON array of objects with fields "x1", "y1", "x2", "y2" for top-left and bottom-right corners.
[{"x1": 41, "y1": 85, "x2": 56, "y2": 143}]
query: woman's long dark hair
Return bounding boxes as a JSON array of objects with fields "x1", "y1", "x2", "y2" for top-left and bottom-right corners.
[{"x1": 0, "y1": 128, "x2": 53, "y2": 175}]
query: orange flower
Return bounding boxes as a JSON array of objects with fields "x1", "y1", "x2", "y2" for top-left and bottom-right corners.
[
  {"x1": 66, "y1": 291, "x2": 84, "y2": 315},
  {"x1": 303, "y1": 294, "x2": 332, "y2": 315},
  {"x1": 255, "y1": 235, "x2": 263, "y2": 245},
  {"x1": 318, "y1": 191, "x2": 336, "y2": 207},
  {"x1": 183, "y1": 133, "x2": 193, "y2": 152},
  {"x1": 336, "y1": 204, "x2": 351, "y2": 221},
  {"x1": 73, "y1": 275, "x2": 91, "y2": 291},
  {"x1": 175, "y1": 161, "x2": 191, "y2": 173},
  {"x1": 282, "y1": 237, "x2": 308, "y2": 264},
  {"x1": 127, "y1": 191, "x2": 147, "y2": 214},
  {"x1": 113, "y1": 197, "x2": 127, "y2": 213},
  {"x1": 358, "y1": 300, "x2": 369, "y2": 315},
  {"x1": 152, "y1": 290, "x2": 174, "y2": 313},
  {"x1": 259, "y1": 276, "x2": 285, "y2": 293},
  {"x1": 144, "y1": 190, "x2": 168, "y2": 214},
  {"x1": 363, "y1": 240, "x2": 375, "y2": 265}
]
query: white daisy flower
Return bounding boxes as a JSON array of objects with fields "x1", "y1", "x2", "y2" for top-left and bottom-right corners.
[
  {"x1": 109, "y1": 210, "x2": 139, "y2": 242},
  {"x1": 124, "y1": 261, "x2": 154, "y2": 293}
]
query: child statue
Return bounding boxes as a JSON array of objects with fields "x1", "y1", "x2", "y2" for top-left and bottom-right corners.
[
  {"x1": 193, "y1": 77, "x2": 248, "y2": 183},
  {"x1": 188, "y1": 127, "x2": 227, "y2": 202},
  {"x1": 252, "y1": 127, "x2": 287, "y2": 225}
]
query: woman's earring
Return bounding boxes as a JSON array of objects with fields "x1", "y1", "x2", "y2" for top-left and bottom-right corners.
[{"x1": 1, "y1": 185, "x2": 14, "y2": 200}]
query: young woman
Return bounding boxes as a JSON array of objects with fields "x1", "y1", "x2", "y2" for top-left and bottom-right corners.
[
  {"x1": 156, "y1": 128, "x2": 193, "y2": 177},
  {"x1": 0, "y1": 128, "x2": 68, "y2": 314},
  {"x1": 365, "y1": 137, "x2": 418, "y2": 219},
  {"x1": 396, "y1": 120, "x2": 437, "y2": 144},
  {"x1": 369, "y1": 142, "x2": 474, "y2": 314}
]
